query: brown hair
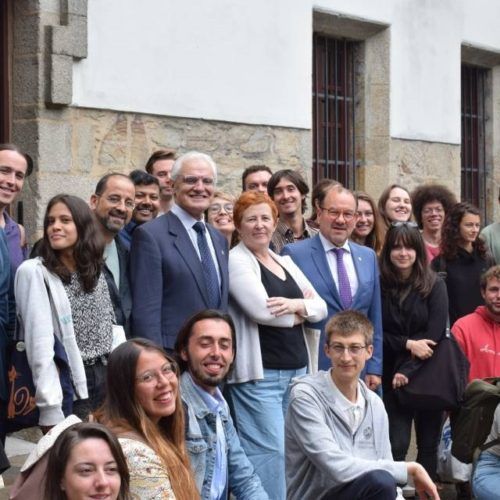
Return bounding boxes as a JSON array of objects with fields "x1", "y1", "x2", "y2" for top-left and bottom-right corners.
[
  {"x1": 352, "y1": 191, "x2": 383, "y2": 254},
  {"x1": 481, "y1": 265, "x2": 500, "y2": 290},
  {"x1": 378, "y1": 184, "x2": 412, "y2": 228},
  {"x1": 411, "y1": 184, "x2": 457, "y2": 228},
  {"x1": 325, "y1": 310, "x2": 374, "y2": 346},
  {"x1": 233, "y1": 191, "x2": 278, "y2": 229},
  {"x1": 95, "y1": 339, "x2": 199, "y2": 500},
  {"x1": 144, "y1": 149, "x2": 176, "y2": 174}
]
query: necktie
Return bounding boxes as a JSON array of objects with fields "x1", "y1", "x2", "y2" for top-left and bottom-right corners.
[
  {"x1": 193, "y1": 222, "x2": 221, "y2": 309},
  {"x1": 332, "y1": 247, "x2": 352, "y2": 309}
]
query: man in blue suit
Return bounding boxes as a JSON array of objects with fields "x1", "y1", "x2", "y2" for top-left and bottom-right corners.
[
  {"x1": 130, "y1": 151, "x2": 229, "y2": 351},
  {"x1": 282, "y1": 185, "x2": 382, "y2": 390}
]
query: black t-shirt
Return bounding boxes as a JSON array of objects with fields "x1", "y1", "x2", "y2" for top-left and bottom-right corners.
[{"x1": 258, "y1": 262, "x2": 308, "y2": 369}]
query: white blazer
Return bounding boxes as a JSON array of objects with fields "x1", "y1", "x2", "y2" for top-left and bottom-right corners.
[{"x1": 227, "y1": 242, "x2": 327, "y2": 384}]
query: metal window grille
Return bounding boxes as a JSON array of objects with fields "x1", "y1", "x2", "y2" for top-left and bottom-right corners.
[
  {"x1": 312, "y1": 35, "x2": 356, "y2": 188},
  {"x1": 461, "y1": 65, "x2": 487, "y2": 214}
]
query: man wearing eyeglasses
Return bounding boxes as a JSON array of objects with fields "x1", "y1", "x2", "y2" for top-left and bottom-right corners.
[
  {"x1": 282, "y1": 185, "x2": 383, "y2": 388},
  {"x1": 285, "y1": 310, "x2": 439, "y2": 500},
  {"x1": 130, "y1": 151, "x2": 229, "y2": 351},
  {"x1": 90, "y1": 173, "x2": 135, "y2": 335},
  {"x1": 175, "y1": 309, "x2": 269, "y2": 499}
]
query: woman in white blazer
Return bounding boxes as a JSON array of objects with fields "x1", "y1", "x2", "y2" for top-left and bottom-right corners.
[{"x1": 226, "y1": 191, "x2": 327, "y2": 500}]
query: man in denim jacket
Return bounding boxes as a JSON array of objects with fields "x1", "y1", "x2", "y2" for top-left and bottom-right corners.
[{"x1": 175, "y1": 309, "x2": 268, "y2": 500}]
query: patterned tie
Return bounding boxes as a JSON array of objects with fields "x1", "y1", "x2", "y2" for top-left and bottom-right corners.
[
  {"x1": 332, "y1": 247, "x2": 352, "y2": 309},
  {"x1": 193, "y1": 222, "x2": 221, "y2": 309}
]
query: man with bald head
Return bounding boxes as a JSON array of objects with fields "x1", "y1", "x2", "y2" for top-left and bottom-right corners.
[
  {"x1": 130, "y1": 151, "x2": 229, "y2": 350},
  {"x1": 282, "y1": 185, "x2": 383, "y2": 389}
]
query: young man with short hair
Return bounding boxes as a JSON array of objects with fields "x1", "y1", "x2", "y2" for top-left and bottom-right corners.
[
  {"x1": 145, "y1": 149, "x2": 176, "y2": 214},
  {"x1": 175, "y1": 309, "x2": 268, "y2": 500},
  {"x1": 241, "y1": 165, "x2": 272, "y2": 193},
  {"x1": 285, "y1": 310, "x2": 438, "y2": 500}
]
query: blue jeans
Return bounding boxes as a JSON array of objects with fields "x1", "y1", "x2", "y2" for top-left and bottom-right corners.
[
  {"x1": 321, "y1": 470, "x2": 397, "y2": 500},
  {"x1": 473, "y1": 451, "x2": 500, "y2": 500},
  {"x1": 228, "y1": 367, "x2": 307, "y2": 500}
]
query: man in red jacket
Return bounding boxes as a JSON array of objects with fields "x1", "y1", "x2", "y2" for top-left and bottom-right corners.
[{"x1": 452, "y1": 265, "x2": 500, "y2": 381}]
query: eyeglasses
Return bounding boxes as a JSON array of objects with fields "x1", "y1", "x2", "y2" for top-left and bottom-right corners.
[
  {"x1": 390, "y1": 221, "x2": 418, "y2": 229},
  {"x1": 320, "y1": 207, "x2": 356, "y2": 221},
  {"x1": 180, "y1": 175, "x2": 215, "y2": 186},
  {"x1": 99, "y1": 195, "x2": 135, "y2": 210},
  {"x1": 328, "y1": 343, "x2": 367, "y2": 356},
  {"x1": 136, "y1": 362, "x2": 177, "y2": 384},
  {"x1": 208, "y1": 203, "x2": 234, "y2": 214},
  {"x1": 422, "y1": 207, "x2": 444, "y2": 215}
]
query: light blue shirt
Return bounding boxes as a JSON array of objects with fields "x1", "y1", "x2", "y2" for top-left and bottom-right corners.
[
  {"x1": 170, "y1": 204, "x2": 221, "y2": 285},
  {"x1": 191, "y1": 374, "x2": 227, "y2": 500}
]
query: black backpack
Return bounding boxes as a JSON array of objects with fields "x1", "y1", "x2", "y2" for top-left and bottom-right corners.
[{"x1": 450, "y1": 378, "x2": 500, "y2": 463}]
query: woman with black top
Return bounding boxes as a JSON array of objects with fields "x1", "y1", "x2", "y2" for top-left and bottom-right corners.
[
  {"x1": 380, "y1": 223, "x2": 448, "y2": 481},
  {"x1": 432, "y1": 202, "x2": 494, "y2": 325},
  {"x1": 226, "y1": 191, "x2": 327, "y2": 500}
]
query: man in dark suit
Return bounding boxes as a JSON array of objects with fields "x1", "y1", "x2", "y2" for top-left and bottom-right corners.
[
  {"x1": 90, "y1": 173, "x2": 135, "y2": 336},
  {"x1": 130, "y1": 151, "x2": 229, "y2": 350},
  {"x1": 282, "y1": 185, "x2": 382, "y2": 390}
]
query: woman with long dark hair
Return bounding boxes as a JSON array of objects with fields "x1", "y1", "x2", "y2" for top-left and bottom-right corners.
[
  {"x1": 15, "y1": 194, "x2": 115, "y2": 431},
  {"x1": 432, "y1": 202, "x2": 494, "y2": 325},
  {"x1": 95, "y1": 339, "x2": 199, "y2": 500},
  {"x1": 44, "y1": 422, "x2": 131, "y2": 500},
  {"x1": 380, "y1": 223, "x2": 448, "y2": 482},
  {"x1": 351, "y1": 191, "x2": 383, "y2": 254}
]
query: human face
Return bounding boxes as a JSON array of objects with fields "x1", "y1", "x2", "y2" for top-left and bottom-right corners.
[
  {"x1": 318, "y1": 190, "x2": 358, "y2": 246},
  {"x1": 482, "y1": 277, "x2": 500, "y2": 317},
  {"x1": 353, "y1": 199, "x2": 374, "y2": 239},
  {"x1": 244, "y1": 170, "x2": 272, "y2": 193},
  {"x1": 207, "y1": 196, "x2": 234, "y2": 234},
  {"x1": 61, "y1": 438, "x2": 121, "y2": 500},
  {"x1": 90, "y1": 177, "x2": 135, "y2": 235},
  {"x1": 0, "y1": 149, "x2": 27, "y2": 208},
  {"x1": 181, "y1": 318, "x2": 234, "y2": 395},
  {"x1": 46, "y1": 202, "x2": 78, "y2": 254},
  {"x1": 271, "y1": 178, "x2": 303, "y2": 218},
  {"x1": 385, "y1": 187, "x2": 412, "y2": 222},
  {"x1": 152, "y1": 159, "x2": 174, "y2": 199},
  {"x1": 421, "y1": 201, "x2": 445, "y2": 233},
  {"x1": 459, "y1": 213, "x2": 481, "y2": 248},
  {"x1": 325, "y1": 332, "x2": 373, "y2": 386},
  {"x1": 390, "y1": 243, "x2": 417, "y2": 279},
  {"x1": 133, "y1": 183, "x2": 160, "y2": 223},
  {"x1": 174, "y1": 158, "x2": 215, "y2": 219},
  {"x1": 135, "y1": 350, "x2": 178, "y2": 424},
  {"x1": 237, "y1": 203, "x2": 276, "y2": 253}
]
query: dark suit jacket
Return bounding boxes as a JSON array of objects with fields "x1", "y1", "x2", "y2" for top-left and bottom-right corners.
[
  {"x1": 103, "y1": 236, "x2": 132, "y2": 337},
  {"x1": 130, "y1": 212, "x2": 229, "y2": 349},
  {"x1": 282, "y1": 235, "x2": 383, "y2": 374}
]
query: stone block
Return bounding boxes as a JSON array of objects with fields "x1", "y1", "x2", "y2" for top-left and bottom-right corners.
[
  {"x1": 39, "y1": 120, "x2": 72, "y2": 172},
  {"x1": 63, "y1": 0, "x2": 88, "y2": 17},
  {"x1": 12, "y1": 56, "x2": 40, "y2": 105},
  {"x1": 73, "y1": 121, "x2": 95, "y2": 173},
  {"x1": 13, "y1": 12, "x2": 41, "y2": 56},
  {"x1": 11, "y1": 120, "x2": 40, "y2": 158},
  {"x1": 67, "y1": 14, "x2": 88, "y2": 59},
  {"x1": 49, "y1": 54, "x2": 73, "y2": 105}
]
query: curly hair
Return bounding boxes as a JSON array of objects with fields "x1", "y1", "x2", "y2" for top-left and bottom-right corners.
[
  {"x1": 411, "y1": 184, "x2": 457, "y2": 228},
  {"x1": 40, "y1": 194, "x2": 104, "y2": 293},
  {"x1": 440, "y1": 202, "x2": 488, "y2": 260}
]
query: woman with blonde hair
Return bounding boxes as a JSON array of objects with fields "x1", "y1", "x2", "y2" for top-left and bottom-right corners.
[{"x1": 95, "y1": 339, "x2": 199, "y2": 500}]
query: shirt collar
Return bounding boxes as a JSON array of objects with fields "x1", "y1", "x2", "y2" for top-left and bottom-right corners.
[
  {"x1": 328, "y1": 372, "x2": 365, "y2": 412},
  {"x1": 188, "y1": 373, "x2": 225, "y2": 413},
  {"x1": 318, "y1": 232, "x2": 351, "y2": 254},
  {"x1": 171, "y1": 203, "x2": 203, "y2": 228}
]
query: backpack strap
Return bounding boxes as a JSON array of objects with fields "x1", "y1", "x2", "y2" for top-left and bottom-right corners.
[{"x1": 480, "y1": 437, "x2": 500, "y2": 452}]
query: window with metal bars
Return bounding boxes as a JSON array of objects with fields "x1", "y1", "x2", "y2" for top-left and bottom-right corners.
[
  {"x1": 461, "y1": 64, "x2": 487, "y2": 214},
  {"x1": 312, "y1": 35, "x2": 357, "y2": 188}
]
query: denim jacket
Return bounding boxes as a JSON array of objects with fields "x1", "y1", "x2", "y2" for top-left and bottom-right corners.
[{"x1": 181, "y1": 372, "x2": 269, "y2": 500}]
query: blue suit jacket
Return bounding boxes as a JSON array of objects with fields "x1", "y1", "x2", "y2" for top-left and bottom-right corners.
[
  {"x1": 282, "y1": 235, "x2": 383, "y2": 374},
  {"x1": 130, "y1": 212, "x2": 229, "y2": 349}
]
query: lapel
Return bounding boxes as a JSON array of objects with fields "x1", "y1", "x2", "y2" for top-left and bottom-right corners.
[
  {"x1": 310, "y1": 235, "x2": 342, "y2": 308},
  {"x1": 206, "y1": 224, "x2": 228, "y2": 293},
  {"x1": 349, "y1": 242, "x2": 365, "y2": 306},
  {"x1": 168, "y1": 212, "x2": 210, "y2": 304}
]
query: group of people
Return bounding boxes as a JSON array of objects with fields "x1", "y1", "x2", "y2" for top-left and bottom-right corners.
[{"x1": 0, "y1": 142, "x2": 500, "y2": 499}]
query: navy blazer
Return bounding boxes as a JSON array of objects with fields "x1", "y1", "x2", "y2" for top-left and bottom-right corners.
[
  {"x1": 130, "y1": 212, "x2": 229, "y2": 349},
  {"x1": 282, "y1": 235, "x2": 383, "y2": 374}
]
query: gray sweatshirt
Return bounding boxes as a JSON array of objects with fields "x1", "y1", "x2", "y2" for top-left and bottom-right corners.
[{"x1": 285, "y1": 370, "x2": 407, "y2": 500}]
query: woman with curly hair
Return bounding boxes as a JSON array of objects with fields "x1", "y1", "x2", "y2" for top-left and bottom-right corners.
[
  {"x1": 15, "y1": 194, "x2": 116, "y2": 431},
  {"x1": 411, "y1": 184, "x2": 457, "y2": 263},
  {"x1": 432, "y1": 202, "x2": 494, "y2": 325},
  {"x1": 351, "y1": 191, "x2": 383, "y2": 254},
  {"x1": 95, "y1": 339, "x2": 199, "y2": 500}
]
